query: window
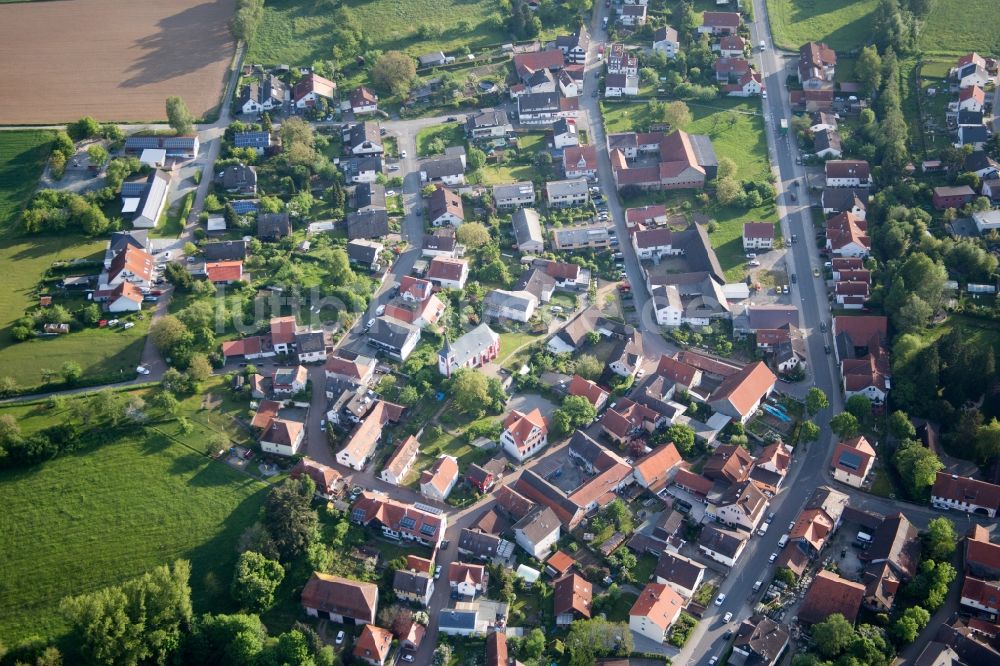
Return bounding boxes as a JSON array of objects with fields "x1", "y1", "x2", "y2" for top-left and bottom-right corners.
[
  {"x1": 400, "y1": 516, "x2": 417, "y2": 530},
  {"x1": 420, "y1": 523, "x2": 437, "y2": 537},
  {"x1": 350, "y1": 508, "x2": 366, "y2": 523}
]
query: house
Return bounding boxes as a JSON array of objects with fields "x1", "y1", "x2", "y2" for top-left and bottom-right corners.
[
  {"x1": 814, "y1": 129, "x2": 843, "y2": 158},
  {"x1": 380, "y1": 435, "x2": 420, "y2": 486},
  {"x1": 625, "y1": 204, "x2": 668, "y2": 229},
  {"x1": 346, "y1": 209, "x2": 390, "y2": 240},
  {"x1": 821, "y1": 188, "x2": 868, "y2": 220},
  {"x1": 714, "y1": 57, "x2": 750, "y2": 82},
  {"x1": 732, "y1": 615, "x2": 790, "y2": 666},
  {"x1": 717, "y1": 34, "x2": 746, "y2": 58},
  {"x1": 513, "y1": 49, "x2": 565, "y2": 82},
  {"x1": 301, "y1": 572, "x2": 378, "y2": 624},
  {"x1": 654, "y1": 552, "x2": 705, "y2": 599},
  {"x1": 629, "y1": 583, "x2": 684, "y2": 643},
  {"x1": 484, "y1": 289, "x2": 538, "y2": 323},
  {"x1": 103, "y1": 230, "x2": 149, "y2": 268},
  {"x1": 257, "y1": 212, "x2": 291, "y2": 240},
  {"x1": 291, "y1": 458, "x2": 344, "y2": 500},
  {"x1": 786, "y1": 485, "x2": 850, "y2": 560},
  {"x1": 826, "y1": 211, "x2": 870, "y2": 257},
  {"x1": 957, "y1": 124, "x2": 991, "y2": 150},
  {"x1": 933, "y1": 185, "x2": 977, "y2": 210},
  {"x1": 121, "y1": 170, "x2": 170, "y2": 229},
  {"x1": 486, "y1": 631, "x2": 508, "y2": 666},
  {"x1": 421, "y1": 156, "x2": 466, "y2": 186},
  {"x1": 607, "y1": 43, "x2": 638, "y2": 75},
  {"x1": 535, "y1": 258, "x2": 590, "y2": 290},
  {"x1": 961, "y1": 576, "x2": 1000, "y2": 618},
  {"x1": 567, "y1": 374, "x2": 609, "y2": 411},
  {"x1": 652, "y1": 26, "x2": 680, "y2": 58},
  {"x1": 385, "y1": 278, "x2": 446, "y2": 329},
  {"x1": 345, "y1": 122, "x2": 384, "y2": 156},
  {"x1": 546, "y1": 550, "x2": 576, "y2": 578},
  {"x1": 368, "y1": 318, "x2": 421, "y2": 361},
  {"x1": 423, "y1": 228, "x2": 458, "y2": 257},
  {"x1": 427, "y1": 256, "x2": 469, "y2": 290},
  {"x1": 552, "y1": 224, "x2": 612, "y2": 250},
  {"x1": 514, "y1": 469, "x2": 588, "y2": 528},
  {"x1": 825, "y1": 160, "x2": 871, "y2": 188},
  {"x1": 789, "y1": 89, "x2": 835, "y2": 113},
  {"x1": 982, "y1": 178, "x2": 1000, "y2": 206},
  {"x1": 325, "y1": 350, "x2": 376, "y2": 387},
  {"x1": 393, "y1": 569, "x2": 434, "y2": 607},
  {"x1": 798, "y1": 42, "x2": 837, "y2": 89},
  {"x1": 798, "y1": 570, "x2": 865, "y2": 625},
  {"x1": 427, "y1": 184, "x2": 465, "y2": 226},
  {"x1": 501, "y1": 408, "x2": 548, "y2": 462},
  {"x1": 260, "y1": 419, "x2": 306, "y2": 456},
  {"x1": 335, "y1": 400, "x2": 403, "y2": 470},
  {"x1": 221, "y1": 164, "x2": 257, "y2": 194},
  {"x1": 420, "y1": 455, "x2": 459, "y2": 501},
  {"x1": 417, "y1": 51, "x2": 447, "y2": 67},
  {"x1": 833, "y1": 315, "x2": 890, "y2": 404},
  {"x1": 608, "y1": 129, "x2": 717, "y2": 192},
  {"x1": 449, "y1": 562, "x2": 486, "y2": 600},
  {"x1": 974, "y1": 209, "x2": 1000, "y2": 234},
  {"x1": 269, "y1": 318, "x2": 295, "y2": 355},
  {"x1": 552, "y1": 118, "x2": 579, "y2": 149},
  {"x1": 704, "y1": 444, "x2": 754, "y2": 485},
  {"x1": 104, "y1": 282, "x2": 143, "y2": 312},
  {"x1": 931, "y1": 473, "x2": 1000, "y2": 517},
  {"x1": 699, "y1": 11, "x2": 740, "y2": 35},
  {"x1": 466, "y1": 109, "x2": 513, "y2": 139},
  {"x1": 493, "y1": 181, "x2": 536, "y2": 208},
  {"x1": 293, "y1": 73, "x2": 336, "y2": 108},
  {"x1": 711, "y1": 480, "x2": 769, "y2": 531},
  {"x1": 708, "y1": 362, "x2": 776, "y2": 425},
  {"x1": 202, "y1": 240, "x2": 248, "y2": 262},
  {"x1": 863, "y1": 512, "x2": 921, "y2": 582},
  {"x1": 554, "y1": 574, "x2": 592, "y2": 625},
  {"x1": 512, "y1": 208, "x2": 545, "y2": 253},
  {"x1": 293, "y1": 330, "x2": 327, "y2": 364},
  {"x1": 633, "y1": 443, "x2": 682, "y2": 491},
  {"x1": 605, "y1": 73, "x2": 640, "y2": 97},
  {"x1": 513, "y1": 506, "x2": 561, "y2": 558},
  {"x1": 725, "y1": 71, "x2": 764, "y2": 97},
  {"x1": 698, "y1": 524, "x2": 750, "y2": 567},
  {"x1": 353, "y1": 625, "x2": 393, "y2": 666},
  {"x1": 810, "y1": 111, "x2": 839, "y2": 133},
  {"x1": 830, "y1": 435, "x2": 876, "y2": 488},
  {"x1": 556, "y1": 25, "x2": 590, "y2": 64},
  {"x1": 964, "y1": 149, "x2": 1000, "y2": 177},
  {"x1": 545, "y1": 178, "x2": 589, "y2": 207},
  {"x1": 272, "y1": 365, "x2": 308, "y2": 395},
  {"x1": 349, "y1": 86, "x2": 378, "y2": 114},
  {"x1": 563, "y1": 145, "x2": 598, "y2": 180},
  {"x1": 742, "y1": 222, "x2": 774, "y2": 250},
  {"x1": 517, "y1": 91, "x2": 575, "y2": 125},
  {"x1": 959, "y1": 85, "x2": 986, "y2": 112},
  {"x1": 438, "y1": 323, "x2": 500, "y2": 376},
  {"x1": 601, "y1": 398, "x2": 662, "y2": 444},
  {"x1": 124, "y1": 135, "x2": 199, "y2": 157},
  {"x1": 608, "y1": 329, "x2": 644, "y2": 378},
  {"x1": 347, "y1": 239, "x2": 384, "y2": 271},
  {"x1": 341, "y1": 154, "x2": 383, "y2": 184},
  {"x1": 466, "y1": 458, "x2": 506, "y2": 494},
  {"x1": 351, "y1": 491, "x2": 447, "y2": 547},
  {"x1": 619, "y1": 3, "x2": 647, "y2": 26},
  {"x1": 205, "y1": 260, "x2": 244, "y2": 284},
  {"x1": 955, "y1": 62, "x2": 990, "y2": 89},
  {"x1": 967, "y1": 525, "x2": 1000, "y2": 579}
]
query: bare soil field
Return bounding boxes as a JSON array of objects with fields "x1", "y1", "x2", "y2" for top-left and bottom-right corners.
[{"x1": 0, "y1": 0, "x2": 237, "y2": 124}]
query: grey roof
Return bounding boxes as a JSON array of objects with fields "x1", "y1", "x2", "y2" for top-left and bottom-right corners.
[
  {"x1": 493, "y1": 181, "x2": 535, "y2": 201},
  {"x1": 545, "y1": 178, "x2": 588, "y2": 198},
  {"x1": 355, "y1": 182, "x2": 386, "y2": 211},
  {"x1": 653, "y1": 25, "x2": 679, "y2": 43},
  {"x1": 466, "y1": 108, "x2": 510, "y2": 131},
  {"x1": 441, "y1": 323, "x2": 500, "y2": 366},
  {"x1": 393, "y1": 570, "x2": 433, "y2": 596},
  {"x1": 202, "y1": 240, "x2": 248, "y2": 261},
  {"x1": 568, "y1": 430, "x2": 605, "y2": 463},
  {"x1": 109, "y1": 230, "x2": 149, "y2": 255},
  {"x1": 418, "y1": 51, "x2": 447, "y2": 66},
  {"x1": 746, "y1": 305, "x2": 799, "y2": 331},
  {"x1": 423, "y1": 228, "x2": 456, "y2": 253},
  {"x1": 958, "y1": 110, "x2": 985, "y2": 126},
  {"x1": 518, "y1": 91, "x2": 560, "y2": 112},
  {"x1": 343, "y1": 154, "x2": 383, "y2": 175},
  {"x1": 964, "y1": 150, "x2": 999, "y2": 173},
  {"x1": 347, "y1": 239, "x2": 383, "y2": 264},
  {"x1": 438, "y1": 609, "x2": 478, "y2": 630},
  {"x1": 257, "y1": 212, "x2": 291, "y2": 240},
  {"x1": 527, "y1": 68, "x2": 555, "y2": 88},
  {"x1": 512, "y1": 208, "x2": 544, "y2": 247},
  {"x1": 368, "y1": 317, "x2": 420, "y2": 352},
  {"x1": 552, "y1": 117, "x2": 574, "y2": 136},
  {"x1": 555, "y1": 24, "x2": 589, "y2": 51},
  {"x1": 676, "y1": 224, "x2": 724, "y2": 284},
  {"x1": 553, "y1": 306, "x2": 602, "y2": 348},
  {"x1": 961, "y1": 125, "x2": 990, "y2": 143},
  {"x1": 422, "y1": 155, "x2": 465, "y2": 179},
  {"x1": 553, "y1": 224, "x2": 610, "y2": 247},
  {"x1": 655, "y1": 552, "x2": 705, "y2": 589},
  {"x1": 347, "y1": 121, "x2": 382, "y2": 150},
  {"x1": 689, "y1": 134, "x2": 719, "y2": 172},
  {"x1": 295, "y1": 331, "x2": 326, "y2": 353},
  {"x1": 515, "y1": 268, "x2": 556, "y2": 300},
  {"x1": 698, "y1": 524, "x2": 748, "y2": 558},
  {"x1": 814, "y1": 129, "x2": 842, "y2": 153},
  {"x1": 822, "y1": 188, "x2": 868, "y2": 211},
  {"x1": 222, "y1": 164, "x2": 257, "y2": 190},
  {"x1": 513, "y1": 506, "x2": 561, "y2": 543},
  {"x1": 804, "y1": 485, "x2": 850, "y2": 525},
  {"x1": 866, "y1": 512, "x2": 920, "y2": 579},
  {"x1": 484, "y1": 289, "x2": 536, "y2": 317},
  {"x1": 133, "y1": 170, "x2": 170, "y2": 224},
  {"x1": 458, "y1": 528, "x2": 503, "y2": 559},
  {"x1": 733, "y1": 614, "x2": 790, "y2": 663},
  {"x1": 346, "y1": 209, "x2": 390, "y2": 239}
]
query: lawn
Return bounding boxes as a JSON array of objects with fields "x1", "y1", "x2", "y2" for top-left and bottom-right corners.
[
  {"x1": 152, "y1": 191, "x2": 193, "y2": 238},
  {"x1": 498, "y1": 331, "x2": 541, "y2": 367},
  {"x1": 476, "y1": 163, "x2": 536, "y2": 186},
  {"x1": 0, "y1": 430, "x2": 268, "y2": 644},
  {"x1": 920, "y1": 0, "x2": 1000, "y2": 56},
  {"x1": 602, "y1": 591, "x2": 639, "y2": 623},
  {"x1": 765, "y1": 0, "x2": 878, "y2": 52},
  {"x1": 416, "y1": 122, "x2": 467, "y2": 156},
  {"x1": 246, "y1": 0, "x2": 507, "y2": 67},
  {"x1": 603, "y1": 99, "x2": 777, "y2": 281}
]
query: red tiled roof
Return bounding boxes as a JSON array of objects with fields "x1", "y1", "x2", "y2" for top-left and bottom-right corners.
[
  {"x1": 546, "y1": 550, "x2": 575, "y2": 575},
  {"x1": 702, "y1": 11, "x2": 741, "y2": 28},
  {"x1": 625, "y1": 204, "x2": 668, "y2": 226},
  {"x1": 513, "y1": 49, "x2": 565, "y2": 78},
  {"x1": 826, "y1": 160, "x2": 871, "y2": 180},
  {"x1": 962, "y1": 576, "x2": 1000, "y2": 612},
  {"x1": 353, "y1": 624, "x2": 392, "y2": 664},
  {"x1": 830, "y1": 435, "x2": 875, "y2": 478},
  {"x1": 448, "y1": 561, "x2": 485, "y2": 586},
  {"x1": 563, "y1": 144, "x2": 598, "y2": 172},
  {"x1": 108, "y1": 244, "x2": 154, "y2": 283},
  {"x1": 251, "y1": 399, "x2": 281, "y2": 429},
  {"x1": 799, "y1": 570, "x2": 865, "y2": 624},
  {"x1": 301, "y1": 572, "x2": 378, "y2": 622},
  {"x1": 270, "y1": 316, "x2": 298, "y2": 345},
  {"x1": 503, "y1": 408, "x2": 547, "y2": 449},
  {"x1": 634, "y1": 443, "x2": 682, "y2": 488},
  {"x1": 743, "y1": 221, "x2": 773, "y2": 240},
  {"x1": 567, "y1": 374, "x2": 609, "y2": 408},
  {"x1": 656, "y1": 354, "x2": 700, "y2": 385},
  {"x1": 826, "y1": 211, "x2": 870, "y2": 252},
  {"x1": 554, "y1": 573, "x2": 592, "y2": 618},
  {"x1": 703, "y1": 444, "x2": 754, "y2": 484},
  {"x1": 933, "y1": 472, "x2": 1000, "y2": 511},
  {"x1": 629, "y1": 582, "x2": 684, "y2": 630},
  {"x1": 674, "y1": 468, "x2": 713, "y2": 496},
  {"x1": 710, "y1": 361, "x2": 776, "y2": 418},
  {"x1": 205, "y1": 260, "x2": 243, "y2": 283},
  {"x1": 968, "y1": 528, "x2": 1000, "y2": 571},
  {"x1": 427, "y1": 256, "x2": 468, "y2": 282},
  {"x1": 421, "y1": 455, "x2": 459, "y2": 496}
]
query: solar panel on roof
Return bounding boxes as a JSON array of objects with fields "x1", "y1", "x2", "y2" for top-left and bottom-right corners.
[
  {"x1": 234, "y1": 131, "x2": 270, "y2": 149},
  {"x1": 838, "y1": 451, "x2": 861, "y2": 471},
  {"x1": 120, "y1": 182, "x2": 145, "y2": 197},
  {"x1": 400, "y1": 516, "x2": 417, "y2": 529},
  {"x1": 420, "y1": 523, "x2": 436, "y2": 536},
  {"x1": 125, "y1": 136, "x2": 160, "y2": 149},
  {"x1": 232, "y1": 200, "x2": 259, "y2": 214},
  {"x1": 350, "y1": 508, "x2": 366, "y2": 522}
]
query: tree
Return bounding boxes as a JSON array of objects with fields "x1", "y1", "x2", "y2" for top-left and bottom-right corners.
[
  {"x1": 0, "y1": 376, "x2": 17, "y2": 397},
  {"x1": 716, "y1": 176, "x2": 745, "y2": 206},
  {"x1": 830, "y1": 412, "x2": 861, "y2": 439},
  {"x1": 520, "y1": 627, "x2": 546, "y2": 659},
  {"x1": 231, "y1": 551, "x2": 284, "y2": 612},
  {"x1": 61, "y1": 361, "x2": 82, "y2": 384},
  {"x1": 86, "y1": 144, "x2": 109, "y2": 168},
  {"x1": 812, "y1": 613, "x2": 855, "y2": 658},
  {"x1": 887, "y1": 410, "x2": 916, "y2": 441},
  {"x1": 456, "y1": 222, "x2": 491, "y2": 248},
  {"x1": 187, "y1": 353, "x2": 213, "y2": 383},
  {"x1": 856, "y1": 45, "x2": 883, "y2": 95},
  {"x1": 68, "y1": 116, "x2": 102, "y2": 140},
  {"x1": 467, "y1": 147, "x2": 487, "y2": 171},
  {"x1": 923, "y1": 516, "x2": 957, "y2": 561},
  {"x1": 186, "y1": 612, "x2": 268, "y2": 665},
  {"x1": 894, "y1": 440, "x2": 944, "y2": 498},
  {"x1": 661, "y1": 100, "x2": 692, "y2": 129},
  {"x1": 666, "y1": 423, "x2": 696, "y2": 456},
  {"x1": 845, "y1": 395, "x2": 872, "y2": 423},
  {"x1": 449, "y1": 369, "x2": 491, "y2": 416},
  {"x1": 800, "y1": 420, "x2": 821, "y2": 442},
  {"x1": 372, "y1": 51, "x2": 416, "y2": 95},
  {"x1": 150, "y1": 315, "x2": 192, "y2": 353},
  {"x1": 574, "y1": 354, "x2": 603, "y2": 380},
  {"x1": 565, "y1": 618, "x2": 632, "y2": 665},
  {"x1": 279, "y1": 117, "x2": 317, "y2": 166},
  {"x1": 805, "y1": 387, "x2": 829, "y2": 416},
  {"x1": 716, "y1": 156, "x2": 738, "y2": 180},
  {"x1": 166, "y1": 96, "x2": 195, "y2": 135},
  {"x1": 976, "y1": 418, "x2": 1000, "y2": 465},
  {"x1": 892, "y1": 606, "x2": 930, "y2": 643},
  {"x1": 534, "y1": 151, "x2": 553, "y2": 179},
  {"x1": 264, "y1": 476, "x2": 318, "y2": 561}
]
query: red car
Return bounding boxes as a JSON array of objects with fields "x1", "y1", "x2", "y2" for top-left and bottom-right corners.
[{"x1": 150, "y1": 290, "x2": 164, "y2": 296}]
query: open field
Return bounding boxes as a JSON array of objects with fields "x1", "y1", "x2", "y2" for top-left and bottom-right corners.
[
  {"x1": 0, "y1": 429, "x2": 267, "y2": 643},
  {"x1": 920, "y1": 0, "x2": 1000, "y2": 55},
  {"x1": 0, "y1": 0, "x2": 236, "y2": 123},
  {"x1": 603, "y1": 99, "x2": 777, "y2": 281},
  {"x1": 248, "y1": 0, "x2": 505, "y2": 67},
  {"x1": 765, "y1": 0, "x2": 877, "y2": 52}
]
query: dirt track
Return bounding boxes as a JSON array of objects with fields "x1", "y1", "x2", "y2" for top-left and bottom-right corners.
[{"x1": 0, "y1": 0, "x2": 237, "y2": 124}]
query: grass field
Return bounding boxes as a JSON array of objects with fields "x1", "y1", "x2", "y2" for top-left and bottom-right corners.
[
  {"x1": 0, "y1": 429, "x2": 267, "y2": 644},
  {"x1": 476, "y1": 163, "x2": 536, "y2": 186},
  {"x1": 416, "y1": 123, "x2": 467, "y2": 156},
  {"x1": 765, "y1": 0, "x2": 877, "y2": 52},
  {"x1": 603, "y1": 99, "x2": 777, "y2": 280},
  {"x1": 920, "y1": 0, "x2": 1000, "y2": 55},
  {"x1": 247, "y1": 0, "x2": 506, "y2": 67}
]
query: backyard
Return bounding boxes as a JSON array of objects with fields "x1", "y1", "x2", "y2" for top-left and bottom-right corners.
[
  {"x1": 416, "y1": 122, "x2": 467, "y2": 157},
  {"x1": 0, "y1": 424, "x2": 268, "y2": 644}
]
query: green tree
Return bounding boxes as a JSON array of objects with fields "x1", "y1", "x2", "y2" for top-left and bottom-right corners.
[
  {"x1": 661, "y1": 100, "x2": 692, "y2": 129},
  {"x1": 150, "y1": 315, "x2": 192, "y2": 355},
  {"x1": 449, "y1": 368, "x2": 491, "y2": 416},
  {"x1": 456, "y1": 222, "x2": 491, "y2": 248},
  {"x1": 61, "y1": 361, "x2": 82, "y2": 384},
  {"x1": 186, "y1": 613, "x2": 267, "y2": 665},
  {"x1": 68, "y1": 116, "x2": 102, "y2": 140},
  {"x1": 264, "y1": 476, "x2": 318, "y2": 561},
  {"x1": 231, "y1": 551, "x2": 285, "y2": 612},
  {"x1": 812, "y1": 613, "x2": 855, "y2": 658},
  {"x1": 846, "y1": 395, "x2": 873, "y2": 423},
  {"x1": 166, "y1": 96, "x2": 195, "y2": 135},
  {"x1": 574, "y1": 354, "x2": 603, "y2": 381},
  {"x1": 666, "y1": 423, "x2": 697, "y2": 456},
  {"x1": 892, "y1": 606, "x2": 930, "y2": 643},
  {"x1": 565, "y1": 618, "x2": 632, "y2": 665},
  {"x1": 372, "y1": 51, "x2": 417, "y2": 95},
  {"x1": 187, "y1": 353, "x2": 213, "y2": 384},
  {"x1": 800, "y1": 420, "x2": 821, "y2": 442},
  {"x1": 0, "y1": 376, "x2": 17, "y2": 397},
  {"x1": 975, "y1": 418, "x2": 1000, "y2": 465},
  {"x1": 467, "y1": 147, "x2": 487, "y2": 171},
  {"x1": 521, "y1": 627, "x2": 546, "y2": 659},
  {"x1": 856, "y1": 45, "x2": 883, "y2": 95},
  {"x1": 86, "y1": 144, "x2": 109, "y2": 168},
  {"x1": 805, "y1": 387, "x2": 829, "y2": 415},
  {"x1": 830, "y1": 412, "x2": 860, "y2": 439},
  {"x1": 923, "y1": 516, "x2": 957, "y2": 561},
  {"x1": 887, "y1": 410, "x2": 916, "y2": 441},
  {"x1": 894, "y1": 440, "x2": 944, "y2": 498}
]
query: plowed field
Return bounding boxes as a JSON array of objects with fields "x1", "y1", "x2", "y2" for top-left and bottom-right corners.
[{"x1": 0, "y1": 0, "x2": 236, "y2": 124}]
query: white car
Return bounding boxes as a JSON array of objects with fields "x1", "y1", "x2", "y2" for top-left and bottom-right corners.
[
  {"x1": 335, "y1": 631, "x2": 345, "y2": 645},
  {"x1": 107, "y1": 319, "x2": 120, "y2": 327},
  {"x1": 714, "y1": 593, "x2": 726, "y2": 606},
  {"x1": 386, "y1": 190, "x2": 396, "y2": 196},
  {"x1": 434, "y1": 565, "x2": 442, "y2": 579},
  {"x1": 122, "y1": 322, "x2": 135, "y2": 330},
  {"x1": 136, "y1": 366, "x2": 150, "y2": 375},
  {"x1": 375, "y1": 304, "x2": 386, "y2": 316},
  {"x1": 748, "y1": 260, "x2": 761, "y2": 267},
  {"x1": 762, "y1": 90, "x2": 768, "y2": 99},
  {"x1": 769, "y1": 552, "x2": 778, "y2": 562},
  {"x1": 388, "y1": 164, "x2": 400, "y2": 171},
  {"x1": 550, "y1": 305, "x2": 563, "y2": 314},
  {"x1": 400, "y1": 150, "x2": 407, "y2": 158},
  {"x1": 723, "y1": 612, "x2": 733, "y2": 623}
]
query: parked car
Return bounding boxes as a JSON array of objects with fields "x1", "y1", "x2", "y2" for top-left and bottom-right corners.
[
  {"x1": 320, "y1": 419, "x2": 326, "y2": 432},
  {"x1": 136, "y1": 365, "x2": 150, "y2": 375},
  {"x1": 335, "y1": 631, "x2": 345, "y2": 645},
  {"x1": 122, "y1": 322, "x2": 135, "y2": 329},
  {"x1": 714, "y1": 593, "x2": 726, "y2": 606},
  {"x1": 375, "y1": 304, "x2": 386, "y2": 316},
  {"x1": 143, "y1": 296, "x2": 159, "y2": 302},
  {"x1": 364, "y1": 318, "x2": 375, "y2": 331},
  {"x1": 723, "y1": 612, "x2": 733, "y2": 623},
  {"x1": 790, "y1": 274, "x2": 797, "y2": 284},
  {"x1": 434, "y1": 565, "x2": 442, "y2": 579},
  {"x1": 400, "y1": 150, "x2": 407, "y2": 158},
  {"x1": 401, "y1": 655, "x2": 415, "y2": 663},
  {"x1": 769, "y1": 552, "x2": 778, "y2": 562}
]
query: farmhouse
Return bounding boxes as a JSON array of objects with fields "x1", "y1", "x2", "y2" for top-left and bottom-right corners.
[
  {"x1": 931, "y1": 473, "x2": 1000, "y2": 517},
  {"x1": 301, "y1": 573, "x2": 378, "y2": 623},
  {"x1": 121, "y1": 170, "x2": 171, "y2": 229},
  {"x1": 825, "y1": 160, "x2": 871, "y2": 188},
  {"x1": 562, "y1": 145, "x2": 598, "y2": 180},
  {"x1": 608, "y1": 130, "x2": 717, "y2": 191}
]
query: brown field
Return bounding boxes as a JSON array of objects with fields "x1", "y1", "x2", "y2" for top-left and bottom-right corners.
[{"x1": 0, "y1": 0, "x2": 237, "y2": 124}]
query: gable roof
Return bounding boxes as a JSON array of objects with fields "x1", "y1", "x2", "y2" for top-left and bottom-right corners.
[
  {"x1": 831, "y1": 435, "x2": 876, "y2": 479},
  {"x1": 633, "y1": 443, "x2": 682, "y2": 489},
  {"x1": 799, "y1": 570, "x2": 865, "y2": 624},
  {"x1": 932, "y1": 472, "x2": 1000, "y2": 511},
  {"x1": 421, "y1": 455, "x2": 459, "y2": 495},
  {"x1": 300, "y1": 572, "x2": 377, "y2": 620},
  {"x1": 513, "y1": 505, "x2": 561, "y2": 542},
  {"x1": 427, "y1": 184, "x2": 464, "y2": 222},
  {"x1": 383, "y1": 435, "x2": 420, "y2": 481},
  {"x1": 427, "y1": 256, "x2": 468, "y2": 282},
  {"x1": 630, "y1": 582, "x2": 684, "y2": 630},
  {"x1": 733, "y1": 615, "x2": 790, "y2": 663},
  {"x1": 866, "y1": 512, "x2": 920, "y2": 579},
  {"x1": 710, "y1": 362, "x2": 776, "y2": 418},
  {"x1": 654, "y1": 551, "x2": 705, "y2": 591},
  {"x1": 354, "y1": 624, "x2": 392, "y2": 664},
  {"x1": 826, "y1": 160, "x2": 870, "y2": 181},
  {"x1": 503, "y1": 408, "x2": 548, "y2": 448},
  {"x1": 554, "y1": 573, "x2": 592, "y2": 618},
  {"x1": 567, "y1": 374, "x2": 609, "y2": 408}
]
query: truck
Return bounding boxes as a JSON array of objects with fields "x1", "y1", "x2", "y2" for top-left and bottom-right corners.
[{"x1": 779, "y1": 118, "x2": 788, "y2": 135}]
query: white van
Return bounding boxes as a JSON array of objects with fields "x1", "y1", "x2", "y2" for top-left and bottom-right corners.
[
  {"x1": 759, "y1": 40, "x2": 766, "y2": 51},
  {"x1": 777, "y1": 534, "x2": 789, "y2": 548},
  {"x1": 753, "y1": 580, "x2": 763, "y2": 592},
  {"x1": 857, "y1": 531, "x2": 873, "y2": 545},
  {"x1": 757, "y1": 522, "x2": 769, "y2": 536}
]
